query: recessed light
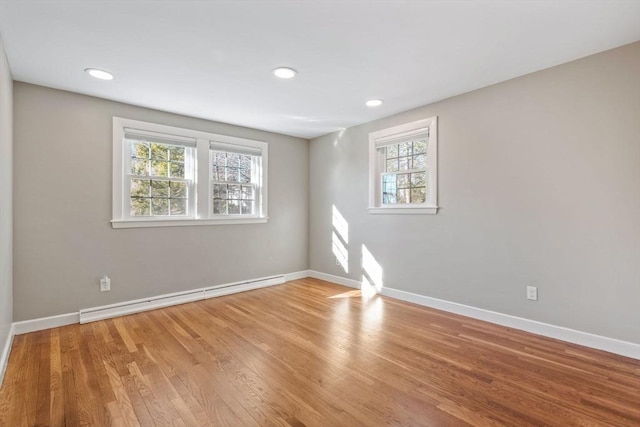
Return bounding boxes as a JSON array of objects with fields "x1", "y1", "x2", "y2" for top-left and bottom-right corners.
[
  {"x1": 366, "y1": 99, "x2": 383, "y2": 107},
  {"x1": 85, "y1": 68, "x2": 114, "y2": 80},
  {"x1": 273, "y1": 67, "x2": 297, "y2": 79}
]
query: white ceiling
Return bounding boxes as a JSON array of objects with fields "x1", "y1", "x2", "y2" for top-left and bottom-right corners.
[{"x1": 0, "y1": 1, "x2": 638, "y2": 139}]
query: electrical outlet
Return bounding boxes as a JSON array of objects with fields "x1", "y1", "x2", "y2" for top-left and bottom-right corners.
[
  {"x1": 336, "y1": 257, "x2": 340, "y2": 265},
  {"x1": 526, "y1": 286, "x2": 538, "y2": 301},
  {"x1": 100, "y1": 275, "x2": 111, "y2": 292}
]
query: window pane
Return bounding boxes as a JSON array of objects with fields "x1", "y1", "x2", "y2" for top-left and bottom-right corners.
[
  {"x1": 213, "y1": 183, "x2": 227, "y2": 199},
  {"x1": 397, "y1": 173, "x2": 409, "y2": 188},
  {"x1": 150, "y1": 143, "x2": 169, "y2": 160},
  {"x1": 228, "y1": 184, "x2": 241, "y2": 200},
  {"x1": 413, "y1": 154, "x2": 426, "y2": 169},
  {"x1": 171, "y1": 181, "x2": 187, "y2": 198},
  {"x1": 228, "y1": 154, "x2": 240, "y2": 168},
  {"x1": 398, "y1": 157, "x2": 410, "y2": 171},
  {"x1": 170, "y1": 199, "x2": 187, "y2": 215},
  {"x1": 130, "y1": 197, "x2": 150, "y2": 216},
  {"x1": 382, "y1": 175, "x2": 397, "y2": 204},
  {"x1": 241, "y1": 185, "x2": 254, "y2": 200},
  {"x1": 211, "y1": 166, "x2": 223, "y2": 181},
  {"x1": 131, "y1": 159, "x2": 150, "y2": 176},
  {"x1": 411, "y1": 187, "x2": 426, "y2": 203},
  {"x1": 212, "y1": 151, "x2": 226, "y2": 167},
  {"x1": 413, "y1": 138, "x2": 428, "y2": 154},
  {"x1": 151, "y1": 160, "x2": 169, "y2": 177},
  {"x1": 240, "y1": 155, "x2": 251, "y2": 169},
  {"x1": 151, "y1": 198, "x2": 169, "y2": 215},
  {"x1": 238, "y1": 167, "x2": 251, "y2": 183},
  {"x1": 151, "y1": 180, "x2": 169, "y2": 197},
  {"x1": 386, "y1": 159, "x2": 398, "y2": 172},
  {"x1": 399, "y1": 141, "x2": 412, "y2": 156},
  {"x1": 226, "y1": 168, "x2": 239, "y2": 183},
  {"x1": 170, "y1": 162, "x2": 185, "y2": 178},
  {"x1": 396, "y1": 188, "x2": 410, "y2": 204},
  {"x1": 386, "y1": 144, "x2": 398, "y2": 158},
  {"x1": 411, "y1": 172, "x2": 426, "y2": 187},
  {"x1": 169, "y1": 146, "x2": 185, "y2": 162},
  {"x1": 241, "y1": 200, "x2": 253, "y2": 214},
  {"x1": 132, "y1": 142, "x2": 150, "y2": 159},
  {"x1": 228, "y1": 199, "x2": 240, "y2": 214},
  {"x1": 130, "y1": 179, "x2": 150, "y2": 197},
  {"x1": 213, "y1": 199, "x2": 227, "y2": 214}
]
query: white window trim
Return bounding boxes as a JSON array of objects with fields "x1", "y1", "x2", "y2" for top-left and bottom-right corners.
[
  {"x1": 368, "y1": 116, "x2": 438, "y2": 214},
  {"x1": 112, "y1": 117, "x2": 268, "y2": 228}
]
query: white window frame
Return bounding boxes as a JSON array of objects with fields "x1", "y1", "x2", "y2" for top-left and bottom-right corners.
[
  {"x1": 368, "y1": 116, "x2": 438, "y2": 214},
  {"x1": 112, "y1": 117, "x2": 268, "y2": 228},
  {"x1": 208, "y1": 137, "x2": 266, "y2": 218}
]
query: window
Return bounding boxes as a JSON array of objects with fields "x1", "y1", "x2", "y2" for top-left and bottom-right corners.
[
  {"x1": 127, "y1": 134, "x2": 195, "y2": 218},
  {"x1": 210, "y1": 142, "x2": 262, "y2": 215},
  {"x1": 112, "y1": 117, "x2": 268, "y2": 228},
  {"x1": 368, "y1": 116, "x2": 438, "y2": 214}
]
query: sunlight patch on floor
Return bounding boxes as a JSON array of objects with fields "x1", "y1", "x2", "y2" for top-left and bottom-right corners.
[{"x1": 329, "y1": 289, "x2": 362, "y2": 299}]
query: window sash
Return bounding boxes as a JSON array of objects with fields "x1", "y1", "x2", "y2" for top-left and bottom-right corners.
[
  {"x1": 124, "y1": 140, "x2": 196, "y2": 219},
  {"x1": 209, "y1": 149, "x2": 263, "y2": 217},
  {"x1": 380, "y1": 170, "x2": 428, "y2": 205}
]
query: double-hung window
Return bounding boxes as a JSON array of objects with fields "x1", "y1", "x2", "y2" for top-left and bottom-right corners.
[
  {"x1": 112, "y1": 117, "x2": 268, "y2": 228},
  {"x1": 126, "y1": 130, "x2": 196, "y2": 218},
  {"x1": 368, "y1": 116, "x2": 438, "y2": 214},
  {"x1": 210, "y1": 142, "x2": 262, "y2": 216}
]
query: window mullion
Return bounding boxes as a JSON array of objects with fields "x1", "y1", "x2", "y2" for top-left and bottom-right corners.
[
  {"x1": 195, "y1": 138, "x2": 209, "y2": 219},
  {"x1": 123, "y1": 143, "x2": 131, "y2": 218}
]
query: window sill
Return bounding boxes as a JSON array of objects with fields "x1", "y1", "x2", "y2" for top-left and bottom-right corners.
[
  {"x1": 111, "y1": 217, "x2": 269, "y2": 229},
  {"x1": 368, "y1": 206, "x2": 438, "y2": 215}
]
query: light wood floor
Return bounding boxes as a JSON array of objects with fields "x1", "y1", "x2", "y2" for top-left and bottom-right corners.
[{"x1": 0, "y1": 278, "x2": 638, "y2": 426}]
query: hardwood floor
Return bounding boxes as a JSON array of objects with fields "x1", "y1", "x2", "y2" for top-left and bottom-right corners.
[{"x1": 0, "y1": 278, "x2": 638, "y2": 426}]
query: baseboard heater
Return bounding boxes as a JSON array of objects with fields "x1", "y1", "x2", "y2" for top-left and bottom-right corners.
[{"x1": 79, "y1": 275, "x2": 286, "y2": 324}]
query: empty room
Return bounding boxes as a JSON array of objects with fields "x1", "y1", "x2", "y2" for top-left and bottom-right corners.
[{"x1": 0, "y1": 0, "x2": 638, "y2": 426}]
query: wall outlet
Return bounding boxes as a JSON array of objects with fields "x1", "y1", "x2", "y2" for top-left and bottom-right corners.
[
  {"x1": 526, "y1": 286, "x2": 538, "y2": 301},
  {"x1": 100, "y1": 275, "x2": 111, "y2": 292},
  {"x1": 336, "y1": 257, "x2": 340, "y2": 266}
]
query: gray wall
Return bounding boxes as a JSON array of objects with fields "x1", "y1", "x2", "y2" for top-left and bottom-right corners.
[
  {"x1": 13, "y1": 83, "x2": 309, "y2": 321},
  {"x1": 309, "y1": 42, "x2": 640, "y2": 343},
  {"x1": 0, "y1": 38, "x2": 12, "y2": 356}
]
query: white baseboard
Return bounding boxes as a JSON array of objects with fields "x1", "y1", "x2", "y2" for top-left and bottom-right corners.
[
  {"x1": 380, "y1": 286, "x2": 640, "y2": 360},
  {"x1": 6, "y1": 271, "x2": 638, "y2": 361},
  {"x1": 304, "y1": 270, "x2": 639, "y2": 359},
  {"x1": 79, "y1": 274, "x2": 287, "y2": 324},
  {"x1": 13, "y1": 312, "x2": 79, "y2": 335},
  {"x1": 284, "y1": 270, "x2": 311, "y2": 282},
  {"x1": 0, "y1": 323, "x2": 15, "y2": 388},
  {"x1": 308, "y1": 270, "x2": 362, "y2": 289}
]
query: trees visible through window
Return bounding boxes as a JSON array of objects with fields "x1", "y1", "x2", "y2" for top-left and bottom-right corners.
[
  {"x1": 112, "y1": 117, "x2": 268, "y2": 228},
  {"x1": 211, "y1": 150, "x2": 258, "y2": 215},
  {"x1": 381, "y1": 138, "x2": 428, "y2": 205},
  {"x1": 368, "y1": 117, "x2": 438, "y2": 214},
  {"x1": 129, "y1": 141, "x2": 191, "y2": 216}
]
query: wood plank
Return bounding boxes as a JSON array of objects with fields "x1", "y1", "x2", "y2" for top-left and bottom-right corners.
[{"x1": 0, "y1": 278, "x2": 638, "y2": 426}]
